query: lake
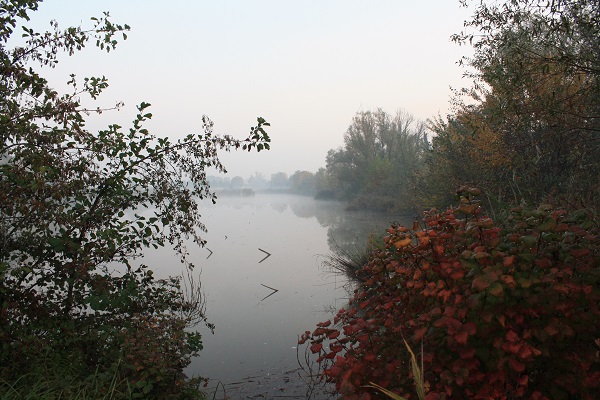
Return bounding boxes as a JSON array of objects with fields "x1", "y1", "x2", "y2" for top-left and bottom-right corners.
[{"x1": 147, "y1": 193, "x2": 414, "y2": 398}]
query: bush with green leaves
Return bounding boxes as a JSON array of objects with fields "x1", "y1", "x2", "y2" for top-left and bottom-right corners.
[
  {"x1": 302, "y1": 188, "x2": 599, "y2": 399},
  {"x1": 0, "y1": 1, "x2": 270, "y2": 398}
]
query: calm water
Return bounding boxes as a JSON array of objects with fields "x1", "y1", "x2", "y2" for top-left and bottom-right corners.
[{"x1": 146, "y1": 193, "x2": 413, "y2": 398}]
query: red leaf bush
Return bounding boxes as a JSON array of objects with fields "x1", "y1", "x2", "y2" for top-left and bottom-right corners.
[{"x1": 302, "y1": 189, "x2": 600, "y2": 399}]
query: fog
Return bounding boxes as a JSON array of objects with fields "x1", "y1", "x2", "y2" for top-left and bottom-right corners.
[{"x1": 24, "y1": 0, "x2": 473, "y2": 179}]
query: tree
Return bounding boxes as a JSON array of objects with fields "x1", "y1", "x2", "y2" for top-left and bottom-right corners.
[
  {"x1": 429, "y1": 0, "x2": 600, "y2": 209},
  {"x1": 230, "y1": 175, "x2": 245, "y2": 188},
  {"x1": 247, "y1": 171, "x2": 268, "y2": 190},
  {"x1": 0, "y1": 1, "x2": 270, "y2": 397},
  {"x1": 324, "y1": 109, "x2": 428, "y2": 211},
  {"x1": 289, "y1": 170, "x2": 317, "y2": 195},
  {"x1": 269, "y1": 171, "x2": 289, "y2": 189}
]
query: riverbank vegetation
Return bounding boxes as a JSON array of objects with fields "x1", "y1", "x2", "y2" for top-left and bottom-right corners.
[
  {"x1": 303, "y1": 0, "x2": 600, "y2": 398},
  {"x1": 302, "y1": 188, "x2": 599, "y2": 399},
  {"x1": 0, "y1": 2, "x2": 269, "y2": 399},
  {"x1": 310, "y1": 0, "x2": 600, "y2": 216}
]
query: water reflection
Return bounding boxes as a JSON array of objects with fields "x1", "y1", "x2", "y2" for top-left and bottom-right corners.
[
  {"x1": 144, "y1": 193, "x2": 413, "y2": 398},
  {"x1": 286, "y1": 196, "x2": 415, "y2": 258}
]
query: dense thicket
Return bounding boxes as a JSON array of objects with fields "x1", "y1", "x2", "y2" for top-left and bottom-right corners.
[
  {"x1": 0, "y1": 1, "x2": 269, "y2": 398},
  {"x1": 421, "y1": 0, "x2": 600, "y2": 211},
  {"x1": 304, "y1": 189, "x2": 599, "y2": 399}
]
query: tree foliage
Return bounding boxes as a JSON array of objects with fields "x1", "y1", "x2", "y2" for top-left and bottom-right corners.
[
  {"x1": 423, "y1": 0, "x2": 600, "y2": 210},
  {"x1": 322, "y1": 109, "x2": 429, "y2": 212},
  {"x1": 0, "y1": 1, "x2": 270, "y2": 397},
  {"x1": 289, "y1": 170, "x2": 317, "y2": 195}
]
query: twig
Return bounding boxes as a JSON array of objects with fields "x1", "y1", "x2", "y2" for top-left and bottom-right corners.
[
  {"x1": 258, "y1": 248, "x2": 272, "y2": 263},
  {"x1": 260, "y1": 283, "x2": 278, "y2": 301}
]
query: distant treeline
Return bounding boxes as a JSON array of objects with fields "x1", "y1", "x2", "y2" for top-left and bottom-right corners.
[{"x1": 223, "y1": 0, "x2": 600, "y2": 214}]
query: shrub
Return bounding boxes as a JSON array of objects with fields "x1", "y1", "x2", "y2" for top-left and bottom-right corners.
[{"x1": 301, "y1": 188, "x2": 600, "y2": 399}]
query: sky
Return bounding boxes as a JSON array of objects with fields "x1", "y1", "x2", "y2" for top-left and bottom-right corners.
[{"x1": 22, "y1": 0, "x2": 475, "y2": 179}]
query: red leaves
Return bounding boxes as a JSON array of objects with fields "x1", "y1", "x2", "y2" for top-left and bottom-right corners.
[
  {"x1": 452, "y1": 322, "x2": 477, "y2": 345},
  {"x1": 330, "y1": 344, "x2": 344, "y2": 353},
  {"x1": 310, "y1": 343, "x2": 323, "y2": 353},
  {"x1": 328, "y1": 330, "x2": 341, "y2": 340},
  {"x1": 505, "y1": 330, "x2": 519, "y2": 342},
  {"x1": 343, "y1": 324, "x2": 361, "y2": 336},
  {"x1": 313, "y1": 327, "x2": 327, "y2": 336},
  {"x1": 302, "y1": 205, "x2": 599, "y2": 399},
  {"x1": 454, "y1": 330, "x2": 469, "y2": 345},
  {"x1": 508, "y1": 358, "x2": 526, "y2": 373},
  {"x1": 471, "y1": 269, "x2": 498, "y2": 292},
  {"x1": 413, "y1": 326, "x2": 428, "y2": 341},
  {"x1": 534, "y1": 258, "x2": 552, "y2": 269},
  {"x1": 570, "y1": 248, "x2": 591, "y2": 258}
]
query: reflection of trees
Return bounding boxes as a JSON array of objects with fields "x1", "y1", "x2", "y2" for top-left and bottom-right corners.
[
  {"x1": 269, "y1": 201, "x2": 288, "y2": 213},
  {"x1": 285, "y1": 195, "x2": 415, "y2": 255},
  {"x1": 323, "y1": 210, "x2": 414, "y2": 256}
]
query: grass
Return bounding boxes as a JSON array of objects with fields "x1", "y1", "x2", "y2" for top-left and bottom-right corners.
[
  {"x1": 0, "y1": 358, "x2": 133, "y2": 400},
  {"x1": 322, "y1": 232, "x2": 385, "y2": 281}
]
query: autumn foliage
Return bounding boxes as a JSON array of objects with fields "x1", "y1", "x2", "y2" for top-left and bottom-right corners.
[{"x1": 301, "y1": 188, "x2": 600, "y2": 399}]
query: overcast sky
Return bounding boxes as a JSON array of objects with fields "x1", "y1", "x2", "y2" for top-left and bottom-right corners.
[{"x1": 24, "y1": 1, "x2": 474, "y2": 179}]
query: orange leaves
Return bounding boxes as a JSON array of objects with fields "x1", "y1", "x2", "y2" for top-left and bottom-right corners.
[
  {"x1": 394, "y1": 264, "x2": 412, "y2": 275},
  {"x1": 502, "y1": 255, "x2": 516, "y2": 267},
  {"x1": 434, "y1": 244, "x2": 445, "y2": 255},
  {"x1": 475, "y1": 218, "x2": 494, "y2": 228},
  {"x1": 500, "y1": 274, "x2": 516, "y2": 289},
  {"x1": 413, "y1": 268, "x2": 423, "y2": 281},
  {"x1": 456, "y1": 203, "x2": 480, "y2": 215},
  {"x1": 393, "y1": 237, "x2": 412, "y2": 249},
  {"x1": 418, "y1": 235, "x2": 431, "y2": 246},
  {"x1": 387, "y1": 226, "x2": 409, "y2": 235}
]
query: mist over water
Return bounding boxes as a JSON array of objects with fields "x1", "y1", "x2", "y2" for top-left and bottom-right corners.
[{"x1": 143, "y1": 193, "x2": 414, "y2": 394}]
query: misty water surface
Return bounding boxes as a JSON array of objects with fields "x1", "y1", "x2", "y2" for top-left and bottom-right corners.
[{"x1": 145, "y1": 193, "x2": 414, "y2": 395}]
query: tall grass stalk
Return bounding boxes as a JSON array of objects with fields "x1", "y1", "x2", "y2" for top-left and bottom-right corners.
[{"x1": 366, "y1": 340, "x2": 425, "y2": 400}]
